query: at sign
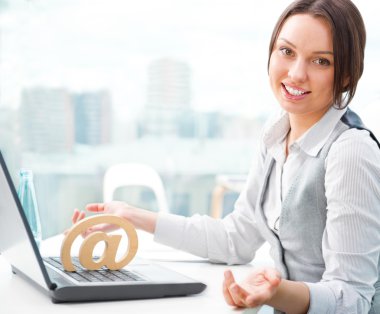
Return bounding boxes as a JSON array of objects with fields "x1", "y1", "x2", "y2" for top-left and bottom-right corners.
[{"x1": 60, "y1": 214, "x2": 138, "y2": 272}]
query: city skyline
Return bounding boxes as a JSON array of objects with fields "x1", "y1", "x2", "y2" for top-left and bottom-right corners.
[
  {"x1": 14, "y1": 81, "x2": 265, "y2": 151},
  {"x1": 1, "y1": 1, "x2": 379, "y2": 120},
  {"x1": 0, "y1": 0, "x2": 379, "y2": 238},
  {"x1": 0, "y1": 0, "x2": 288, "y2": 120}
]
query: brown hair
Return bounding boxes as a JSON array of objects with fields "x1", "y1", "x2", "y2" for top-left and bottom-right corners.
[{"x1": 268, "y1": 0, "x2": 366, "y2": 108}]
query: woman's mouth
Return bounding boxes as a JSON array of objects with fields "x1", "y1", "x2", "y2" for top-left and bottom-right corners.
[{"x1": 281, "y1": 83, "x2": 311, "y2": 100}]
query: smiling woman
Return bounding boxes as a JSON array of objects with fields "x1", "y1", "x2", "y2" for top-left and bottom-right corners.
[
  {"x1": 0, "y1": 1, "x2": 380, "y2": 312},
  {"x1": 68, "y1": 1, "x2": 380, "y2": 314}
]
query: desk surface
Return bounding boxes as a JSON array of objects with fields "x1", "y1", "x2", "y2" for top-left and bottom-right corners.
[{"x1": 0, "y1": 231, "x2": 274, "y2": 314}]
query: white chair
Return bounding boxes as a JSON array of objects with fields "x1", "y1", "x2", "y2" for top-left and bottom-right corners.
[{"x1": 103, "y1": 163, "x2": 169, "y2": 212}]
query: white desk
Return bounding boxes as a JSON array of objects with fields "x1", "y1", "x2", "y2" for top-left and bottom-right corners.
[{"x1": 0, "y1": 231, "x2": 274, "y2": 314}]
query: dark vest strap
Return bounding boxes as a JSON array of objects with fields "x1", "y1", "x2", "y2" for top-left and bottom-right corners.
[{"x1": 341, "y1": 108, "x2": 380, "y2": 149}]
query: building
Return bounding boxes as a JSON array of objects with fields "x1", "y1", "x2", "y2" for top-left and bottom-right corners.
[
  {"x1": 140, "y1": 58, "x2": 192, "y2": 137},
  {"x1": 73, "y1": 90, "x2": 112, "y2": 145},
  {"x1": 19, "y1": 87, "x2": 74, "y2": 153},
  {"x1": 0, "y1": 107, "x2": 21, "y2": 177}
]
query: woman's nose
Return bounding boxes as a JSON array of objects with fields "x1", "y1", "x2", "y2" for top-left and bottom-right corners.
[{"x1": 288, "y1": 59, "x2": 308, "y2": 83}]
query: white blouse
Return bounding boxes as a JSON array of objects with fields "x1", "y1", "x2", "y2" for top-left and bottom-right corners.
[
  {"x1": 154, "y1": 106, "x2": 380, "y2": 313},
  {"x1": 262, "y1": 106, "x2": 347, "y2": 232}
]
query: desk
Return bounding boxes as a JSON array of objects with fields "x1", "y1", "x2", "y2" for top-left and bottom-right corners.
[{"x1": 0, "y1": 231, "x2": 274, "y2": 314}]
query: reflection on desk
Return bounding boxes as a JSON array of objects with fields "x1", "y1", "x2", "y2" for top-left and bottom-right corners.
[{"x1": 0, "y1": 231, "x2": 274, "y2": 314}]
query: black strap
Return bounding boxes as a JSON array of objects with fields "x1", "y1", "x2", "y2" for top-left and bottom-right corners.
[{"x1": 340, "y1": 108, "x2": 380, "y2": 149}]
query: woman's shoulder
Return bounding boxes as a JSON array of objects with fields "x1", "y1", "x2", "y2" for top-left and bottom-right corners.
[
  {"x1": 334, "y1": 127, "x2": 379, "y2": 151},
  {"x1": 327, "y1": 127, "x2": 380, "y2": 169}
]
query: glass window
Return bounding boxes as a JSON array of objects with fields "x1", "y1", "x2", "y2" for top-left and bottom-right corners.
[{"x1": 0, "y1": 0, "x2": 378, "y2": 238}]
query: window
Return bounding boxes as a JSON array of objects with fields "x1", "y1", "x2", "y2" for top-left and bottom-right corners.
[{"x1": 0, "y1": 0, "x2": 378, "y2": 238}]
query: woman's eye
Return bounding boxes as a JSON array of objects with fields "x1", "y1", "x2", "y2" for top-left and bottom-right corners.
[
  {"x1": 313, "y1": 58, "x2": 331, "y2": 66},
  {"x1": 280, "y1": 47, "x2": 294, "y2": 56}
]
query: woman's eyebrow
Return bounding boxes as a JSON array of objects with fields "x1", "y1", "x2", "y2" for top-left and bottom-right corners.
[
  {"x1": 279, "y1": 37, "x2": 297, "y2": 48},
  {"x1": 278, "y1": 37, "x2": 333, "y2": 55}
]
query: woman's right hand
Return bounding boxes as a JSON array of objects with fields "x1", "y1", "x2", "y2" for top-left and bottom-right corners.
[
  {"x1": 70, "y1": 201, "x2": 158, "y2": 236},
  {"x1": 223, "y1": 268, "x2": 281, "y2": 308}
]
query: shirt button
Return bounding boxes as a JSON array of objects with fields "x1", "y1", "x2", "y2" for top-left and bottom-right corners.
[{"x1": 290, "y1": 144, "x2": 300, "y2": 152}]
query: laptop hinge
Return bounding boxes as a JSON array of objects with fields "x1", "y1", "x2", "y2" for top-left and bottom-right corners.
[{"x1": 48, "y1": 282, "x2": 57, "y2": 290}]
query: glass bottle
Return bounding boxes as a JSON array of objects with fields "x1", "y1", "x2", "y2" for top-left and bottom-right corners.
[{"x1": 17, "y1": 169, "x2": 42, "y2": 248}]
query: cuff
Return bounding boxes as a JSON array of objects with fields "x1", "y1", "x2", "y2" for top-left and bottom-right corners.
[
  {"x1": 304, "y1": 282, "x2": 336, "y2": 314},
  {"x1": 153, "y1": 213, "x2": 186, "y2": 249}
]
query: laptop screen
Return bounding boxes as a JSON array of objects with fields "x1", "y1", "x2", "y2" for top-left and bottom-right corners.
[{"x1": 0, "y1": 152, "x2": 50, "y2": 290}]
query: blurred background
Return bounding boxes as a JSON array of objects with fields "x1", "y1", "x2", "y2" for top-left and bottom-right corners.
[{"x1": 0, "y1": 0, "x2": 379, "y2": 238}]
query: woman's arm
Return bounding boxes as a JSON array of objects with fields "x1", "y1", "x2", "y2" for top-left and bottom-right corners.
[
  {"x1": 72, "y1": 132, "x2": 270, "y2": 264},
  {"x1": 312, "y1": 129, "x2": 380, "y2": 312},
  {"x1": 268, "y1": 279, "x2": 310, "y2": 314},
  {"x1": 223, "y1": 129, "x2": 380, "y2": 313},
  {"x1": 71, "y1": 171, "x2": 266, "y2": 265}
]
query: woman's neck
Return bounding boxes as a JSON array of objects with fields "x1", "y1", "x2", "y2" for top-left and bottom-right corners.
[{"x1": 286, "y1": 106, "x2": 330, "y2": 150}]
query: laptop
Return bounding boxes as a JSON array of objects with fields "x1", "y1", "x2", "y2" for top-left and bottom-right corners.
[{"x1": 0, "y1": 151, "x2": 206, "y2": 303}]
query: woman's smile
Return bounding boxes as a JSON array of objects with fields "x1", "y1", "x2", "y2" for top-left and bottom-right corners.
[{"x1": 281, "y1": 83, "x2": 311, "y2": 100}]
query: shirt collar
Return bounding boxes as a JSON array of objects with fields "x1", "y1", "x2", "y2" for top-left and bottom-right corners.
[
  {"x1": 263, "y1": 111, "x2": 290, "y2": 161},
  {"x1": 297, "y1": 106, "x2": 347, "y2": 157},
  {"x1": 263, "y1": 106, "x2": 347, "y2": 158}
]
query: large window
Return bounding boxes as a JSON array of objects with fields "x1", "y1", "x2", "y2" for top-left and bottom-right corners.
[{"x1": 0, "y1": 0, "x2": 379, "y2": 238}]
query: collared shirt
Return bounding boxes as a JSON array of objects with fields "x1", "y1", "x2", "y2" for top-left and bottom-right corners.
[
  {"x1": 154, "y1": 106, "x2": 380, "y2": 313},
  {"x1": 263, "y1": 107, "x2": 347, "y2": 232}
]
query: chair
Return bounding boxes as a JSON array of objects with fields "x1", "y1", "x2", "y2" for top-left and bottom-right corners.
[
  {"x1": 103, "y1": 163, "x2": 169, "y2": 212},
  {"x1": 210, "y1": 174, "x2": 246, "y2": 218}
]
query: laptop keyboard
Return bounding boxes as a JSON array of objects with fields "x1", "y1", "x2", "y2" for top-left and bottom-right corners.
[{"x1": 43, "y1": 257, "x2": 145, "y2": 283}]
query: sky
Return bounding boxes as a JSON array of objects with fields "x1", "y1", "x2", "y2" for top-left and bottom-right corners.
[{"x1": 0, "y1": 0, "x2": 379, "y2": 120}]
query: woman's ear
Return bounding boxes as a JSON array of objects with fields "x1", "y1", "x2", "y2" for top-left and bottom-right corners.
[{"x1": 343, "y1": 76, "x2": 350, "y2": 91}]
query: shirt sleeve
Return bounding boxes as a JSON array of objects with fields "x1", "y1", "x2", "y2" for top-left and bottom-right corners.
[
  {"x1": 154, "y1": 138, "x2": 268, "y2": 265},
  {"x1": 306, "y1": 129, "x2": 380, "y2": 313}
]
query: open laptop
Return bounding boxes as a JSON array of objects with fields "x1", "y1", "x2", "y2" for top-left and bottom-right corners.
[{"x1": 0, "y1": 151, "x2": 206, "y2": 303}]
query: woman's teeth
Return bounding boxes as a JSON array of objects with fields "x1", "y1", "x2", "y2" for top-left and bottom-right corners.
[{"x1": 284, "y1": 84, "x2": 307, "y2": 96}]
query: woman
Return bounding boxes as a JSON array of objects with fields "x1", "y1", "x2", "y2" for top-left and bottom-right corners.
[{"x1": 72, "y1": 0, "x2": 380, "y2": 312}]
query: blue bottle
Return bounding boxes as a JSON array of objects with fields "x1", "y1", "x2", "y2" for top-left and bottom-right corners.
[{"x1": 17, "y1": 169, "x2": 42, "y2": 248}]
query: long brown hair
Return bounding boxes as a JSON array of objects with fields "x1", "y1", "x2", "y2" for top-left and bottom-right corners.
[{"x1": 268, "y1": 0, "x2": 366, "y2": 108}]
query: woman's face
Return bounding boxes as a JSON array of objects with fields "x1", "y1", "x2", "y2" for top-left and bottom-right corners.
[{"x1": 269, "y1": 14, "x2": 335, "y2": 118}]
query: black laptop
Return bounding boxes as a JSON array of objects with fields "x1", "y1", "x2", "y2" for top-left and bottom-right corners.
[{"x1": 0, "y1": 151, "x2": 206, "y2": 303}]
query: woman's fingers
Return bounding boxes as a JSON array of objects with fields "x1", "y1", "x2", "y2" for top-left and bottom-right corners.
[
  {"x1": 86, "y1": 223, "x2": 118, "y2": 233},
  {"x1": 78, "y1": 210, "x2": 86, "y2": 221},
  {"x1": 71, "y1": 208, "x2": 80, "y2": 224},
  {"x1": 223, "y1": 270, "x2": 241, "y2": 307},
  {"x1": 264, "y1": 268, "x2": 281, "y2": 287},
  {"x1": 228, "y1": 283, "x2": 249, "y2": 307},
  {"x1": 67, "y1": 209, "x2": 89, "y2": 237},
  {"x1": 222, "y1": 281, "x2": 235, "y2": 306},
  {"x1": 224, "y1": 270, "x2": 235, "y2": 286},
  {"x1": 65, "y1": 202, "x2": 123, "y2": 237},
  {"x1": 64, "y1": 209, "x2": 84, "y2": 235},
  {"x1": 86, "y1": 203, "x2": 105, "y2": 212},
  {"x1": 223, "y1": 270, "x2": 236, "y2": 306},
  {"x1": 232, "y1": 283, "x2": 266, "y2": 308},
  {"x1": 223, "y1": 270, "x2": 249, "y2": 307},
  {"x1": 72, "y1": 209, "x2": 86, "y2": 224}
]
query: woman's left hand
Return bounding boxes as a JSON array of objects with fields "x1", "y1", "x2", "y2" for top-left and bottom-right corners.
[{"x1": 223, "y1": 267, "x2": 281, "y2": 308}]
